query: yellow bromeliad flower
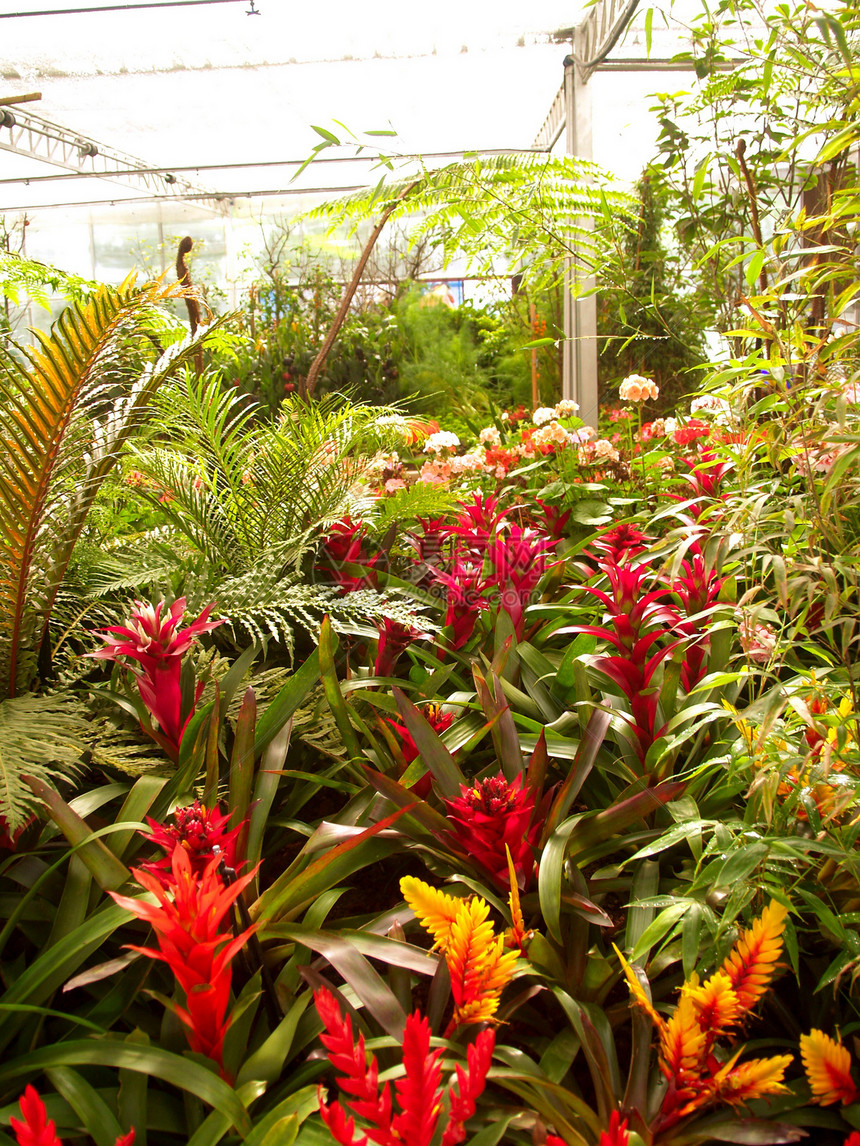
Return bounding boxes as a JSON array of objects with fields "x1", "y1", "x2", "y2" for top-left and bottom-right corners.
[
  {"x1": 613, "y1": 944, "x2": 665, "y2": 1032},
  {"x1": 800, "y1": 1029, "x2": 860, "y2": 1106},
  {"x1": 658, "y1": 992, "x2": 707, "y2": 1086},
  {"x1": 615, "y1": 901, "x2": 793, "y2": 1131},
  {"x1": 721, "y1": 899, "x2": 787, "y2": 1011},
  {"x1": 400, "y1": 876, "x2": 461, "y2": 949},
  {"x1": 401, "y1": 876, "x2": 517, "y2": 1034},
  {"x1": 709, "y1": 1051, "x2": 793, "y2": 1107}
]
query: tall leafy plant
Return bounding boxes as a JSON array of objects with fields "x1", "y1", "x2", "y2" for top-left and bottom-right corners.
[{"x1": 0, "y1": 273, "x2": 224, "y2": 825}]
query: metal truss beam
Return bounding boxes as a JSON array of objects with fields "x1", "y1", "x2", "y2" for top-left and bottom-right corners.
[{"x1": 0, "y1": 106, "x2": 230, "y2": 214}]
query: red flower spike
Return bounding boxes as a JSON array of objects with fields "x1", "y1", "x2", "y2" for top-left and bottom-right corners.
[
  {"x1": 109, "y1": 843, "x2": 258, "y2": 1078},
  {"x1": 319, "y1": 517, "x2": 381, "y2": 594},
  {"x1": 599, "y1": 1111, "x2": 630, "y2": 1146},
  {"x1": 485, "y1": 526, "x2": 557, "y2": 639},
  {"x1": 441, "y1": 1028, "x2": 496, "y2": 1146},
  {"x1": 374, "y1": 618, "x2": 424, "y2": 678},
  {"x1": 142, "y1": 799, "x2": 244, "y2": 882},
  {"x1": 9, "y1": 1087, "x2": 135, "y2": 1146},
  {"x1": 314, "y1": 990, "x2": 493, "y2": 1146},
  {"x1": 90, "y1": 598, "x2": 223, "y2": 754},
  {"x1": 10, "y1": 1087, "x2": 61, "y2": 1146},
  {"x1": 392, "y1": 1013, "x2": 444, "y2": 1146},
  {"x1": 845, "y1": 1134, "x2": 860, "y2": 1146}
]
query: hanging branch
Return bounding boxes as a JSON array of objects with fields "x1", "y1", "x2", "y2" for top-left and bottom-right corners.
[{"x1": 303, "y1": 180, "x2": 419, "y2": 399}]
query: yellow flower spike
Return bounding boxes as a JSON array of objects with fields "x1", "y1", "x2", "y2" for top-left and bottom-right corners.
[
  {"x1": 721, "y1": 900, "x2": 788, "y2": 1013},
  {"x1": 445, "y1": 896, "x2": 517, "y2": 1031},
  {"x1": 658, "y1": 991, "x2": 707, "y2": 1083},
  {"x1": 685, "y1": 970, "x2": 742, "y2": 1040},
  {"x1": 613, "y1": 944, "x2": 666, "y2": 1033},
  {"x1": 711, "y1": 1053, "x2": 794, "y2": 1106},
  {"x1": 800, "y1": 1029, "x2": 860, "y2": 1105},
  {"x1": 400, "y1": 876, "x2": 461, "y2": 950},
  {"x1": 505, "y1": 844, "x2": 531, "y2": 952}
]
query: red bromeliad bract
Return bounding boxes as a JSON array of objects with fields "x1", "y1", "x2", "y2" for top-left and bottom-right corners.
[
  {"x1": 9, "y1": 1086, "x2": 134, "y2": 1146},
  {"x1": 90, "y1": 597, "x2": 223, "y2": 755},
  {"x1": 443, "y1": 773, "x2": 540, "y2": 891},
  {"x1": 109, "y1": 843, "x2": 257, "y2": 1078}
]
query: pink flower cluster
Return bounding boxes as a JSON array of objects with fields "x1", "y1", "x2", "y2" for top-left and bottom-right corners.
[{"x1": 619, "y1": 374, "x2": 660, "y2": 403}]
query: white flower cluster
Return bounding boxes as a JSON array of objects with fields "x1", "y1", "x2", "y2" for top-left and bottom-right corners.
[
  {"x1": 450, "y1": 451, "x2": 486, "y2": 474},
  {"x1": 479, "y1": 425, "x2": 502, "y2": 447},
  {"x1": 375, "y1": 413, "x2": 411, "y2": 438},
  {"x1": 554, "y1": 399, "x2": 580, "y2": 417},
  {"x1": 533, "y1": 407, "x2": 558, "y2": 426},
  {"x1": 423, "y1": 431, "x2": 460, "y2": 455}
]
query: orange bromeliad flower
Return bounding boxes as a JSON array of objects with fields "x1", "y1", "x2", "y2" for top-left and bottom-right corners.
[
  {"x1": 616, "y1": 900, "x2": 793, "y2": 1131},
  {"x1": 801, "y1": 1029, "x2": 860, "y2": 1105},
  {"x1": 401, "y1": 877, "x2": 517, "y2": 1034},
  {"x1": 721, "y1": 899, "x2": 787, "y2": 1012}
]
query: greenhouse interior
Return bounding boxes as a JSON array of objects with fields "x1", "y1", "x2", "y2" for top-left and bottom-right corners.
[{"x1": 1, "y1": 1, "x2": 860, "y2": 1144}]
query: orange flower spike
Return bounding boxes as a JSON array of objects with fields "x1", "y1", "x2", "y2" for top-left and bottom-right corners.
[
  {"x1": 658, "y1": 992, "x2": 707, "y2": 1084},
  {"x1": 400, "y1": 877, "x2": 461, "y2": 950},
  {"x1": 721, "y1": 900, "x2": 788, "y2": 1013},
  {"x1": 446, "y1": 897, "x2": 517, "y2": 1031},
  {"x1": 801, "y1": 1029, "x2": 860, "y2": 1105},
  {"x1": 685, "y1": 970, "x2": 742, "y2": 1040},
  {"x1": 613, "y1": 944, "x2": 665, "y2": 1033},
  {"x1": 710, "y1": 1053, "x2": 794, "y2": 1106}
]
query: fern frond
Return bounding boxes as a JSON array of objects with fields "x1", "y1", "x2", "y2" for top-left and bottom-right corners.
[
  {"x1": 372, "y1": 483, "x2": 460, "y2": 533},
  {"x1": 0, "y1": 693, "x2": 87, "y2": 829}
]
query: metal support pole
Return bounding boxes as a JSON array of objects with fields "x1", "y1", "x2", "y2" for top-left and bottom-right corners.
[{"x1": 561, "y1": 40, "x2": 599, "y2": 428}]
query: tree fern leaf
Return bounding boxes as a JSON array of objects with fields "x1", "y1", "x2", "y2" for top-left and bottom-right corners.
[{"x1": 0, "y1": 693, "x2": 87, "y2": 830}]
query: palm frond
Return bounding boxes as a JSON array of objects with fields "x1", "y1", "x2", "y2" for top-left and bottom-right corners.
[
  {"x1": 0, "y1": 693, "x2": 87, "y2": 829},
  {"x1": 0, "y1": 274, "x2": 228, "y2": 696}
]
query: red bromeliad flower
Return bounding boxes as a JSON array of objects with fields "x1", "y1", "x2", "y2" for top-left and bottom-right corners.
[
  {"x1": 589, "y1": 523, "x2": 653, "y2": 566},
  {"x1": 142, "y1": 799, "x2": 244, "y2": 881},
  {"x1": 599, "y1": 1112, "x2": 630, "y2": 1146},
  {"x1": 486, "y1": 526, "x2": 557, "y2": 639},
  {"x1": 90, "y1": 598, "x2": 223, "y2": 756},
  {"x1": 109, "y1": 843, "x2": 258, "y2": 1078},
  {"x1": 374, "y1": 618, "x2": 425, "y2": 678},
  {"x1": 429, "y1": 554, "x2": 492, "y2": 651},
  {"x1": 319, "y1": 517, "x2": 382, "y2": 593},
  {"x1": 531, "y1": 498, "x2": 571, "y2": 542},
  {"x1": 447, "y1": 494, "x2": 509, "y2": 552},
  {"x1": 666, "y1": 545, "x2": 726, "y2": 692},
  {"x1": 314, "y1": 987, "x2": 494, "y2": 1146},
  {"x1": 443, "y1": 773, "x2": 542, "y2": 890},
  {"x1": 10, "y1": 1087, "x2": 134, "y2": 1146}
]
